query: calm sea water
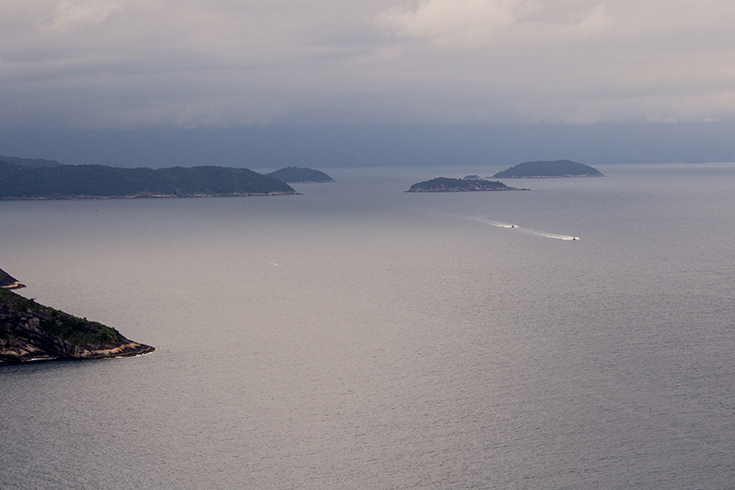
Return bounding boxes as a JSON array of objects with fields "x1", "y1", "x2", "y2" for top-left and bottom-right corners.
[{"x1": 1, "y1": 163, "x2": 734, "y2": 489}]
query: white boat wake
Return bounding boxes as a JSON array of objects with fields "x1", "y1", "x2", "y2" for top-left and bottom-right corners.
[
  {"x1": 518, "y1": 228, "x2": 580, "y2": 240},
  {"x1": 476, "y1": 219, "x2": 519, "y2": 229},
  {"x1": 473, "y1": 218, "x2": 579, "y2": 240}
]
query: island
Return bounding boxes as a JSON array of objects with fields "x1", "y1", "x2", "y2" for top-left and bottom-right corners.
[
  {"x1": 407, "y1": 177, "x2": 526, "y2": 192},
  {"x1": 0, "y1": 269, "x2": 154, "y2": 363},
  {"x1": 493, "y1": 160, "x2": 604, "y2": 178},
  {"x1": 0, "y1": 161, "x2": 297, "y2": 199},
  {"x1": 0, "y1": 154, "x2": 64, "y2": 168},
  {"x1": 266, "y1": 167, "x2": 335, "y2": 183}
]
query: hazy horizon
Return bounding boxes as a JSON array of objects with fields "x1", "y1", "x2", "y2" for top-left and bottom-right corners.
[
  {"x1": 3, "y1": 1, "x2": 735, "y2": 128},
  {"x1": 3, "y1": 1, "x2": 735, "y2": 169},
  {"x1": 2, "y1": 121, "x2": 735, "y2": 169}
]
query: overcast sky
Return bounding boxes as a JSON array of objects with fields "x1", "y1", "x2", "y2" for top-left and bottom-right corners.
[{"x1": 2, "y1": 0, "x2": 735, "y2": 130}]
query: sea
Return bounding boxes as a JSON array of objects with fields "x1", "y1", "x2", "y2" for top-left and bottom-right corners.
[{"x1": 1, "y1": 163, "x2": 734, "y2": 489}]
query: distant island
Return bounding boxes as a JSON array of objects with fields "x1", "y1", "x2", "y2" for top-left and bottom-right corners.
[
  {"x1": 0, "y1": 269, "x2": 154, "y2": 363},
  {"x1": 493, "y1": 160, "x2": 604, "y2": 178},
  {"x1": 266, "y1": 167, "x2": 335, "y2": 183},
  {"x1": 407, "y1": 177, "x2": 526, "y2": 192},
  {"x1": 0, "y1": 154, "x2": 64, "y2": 168},
  {"x1": 0, "y1": 161, "x2": 297, "y2": 200}
]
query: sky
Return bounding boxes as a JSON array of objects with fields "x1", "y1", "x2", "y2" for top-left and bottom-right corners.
[{"x1": 1, "y1": 0, "x2": 735, "y2": 166}]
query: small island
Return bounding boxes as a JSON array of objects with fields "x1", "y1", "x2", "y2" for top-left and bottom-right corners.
[
  {"x1": 493, "y1": 160, "x2": 604, "y2": 178},
  {"x1": 266, "y1": 167, "x2": 335, "y2": 183},
  {"x1": 0, "y1": 269, "x2": 154, "y2": 363},
  {"x1": 407, "y1": 177, "x2": 526, "y2": 192},
  {"x1": 0, "y1": 161, "x2": 297, "y2": 200}
]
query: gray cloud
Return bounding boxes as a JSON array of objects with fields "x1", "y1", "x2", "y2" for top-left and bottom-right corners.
[
  {"x1": 1, "y1": 0, "x2": 734, "y2": 129},
  {"x1": 44, "y1": 0, "x2": 122, "y2": 32}
]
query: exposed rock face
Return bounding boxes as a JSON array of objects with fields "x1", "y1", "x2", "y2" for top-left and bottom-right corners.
[
  {"x1": 1, "y1": 289, "x2": 153, "y2": 363},
  {"x1": 0, "y1": 268, "x2": 25, "y2": 290}
]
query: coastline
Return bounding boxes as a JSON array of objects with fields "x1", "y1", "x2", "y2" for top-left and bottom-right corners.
[
  {"x1": 499, "y1": 174, "x2": 605, "y2": 179},
  {"x1": 0, "y1": 191, "x2": 300, "y2": 201},
  {"x1": 407, "y1": 186, "x2": 528, "y2": 192},
  {"x1": 1, "y1": 286, "x2": 155, "y2": 364},
  {"x1": 1, "y1": 280, "x2": 26, "y2": 290},
  {"x1": 0, "y1": 339, "x2": 155, "y2": 364}
]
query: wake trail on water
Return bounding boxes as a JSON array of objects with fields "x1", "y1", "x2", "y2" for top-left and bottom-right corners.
[
  {"x1": 472, "y1": 218, "x2": 580, "y2": 241},
  {"x1": 476, "y1": 219, "x2": 519, "y2": 229},
  {"x1": 517, "y1": 228, "x2": 580, "y2": 241}
]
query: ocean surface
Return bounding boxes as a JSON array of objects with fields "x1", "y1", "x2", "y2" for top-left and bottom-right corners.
[{"x1": 1, "y1": 163, "x2": 734, "y2": 489}]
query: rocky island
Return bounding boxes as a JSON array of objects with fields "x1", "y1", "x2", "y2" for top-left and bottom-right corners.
[
  {"x1": 0, "y1": 161, "x2": 297, "y2": 199},
  {"x1": 493, "y1": 160, "x2": 604, "y2": 178},
  {"x1": 266, "y1": 167, "x2": 335, "y2": 183},
  {"x1": 407, "y1": 177, "x2": 526, "y2": 192},
  {"x1": 1, "y1": 269, "x2": 154, "y2": 363}
]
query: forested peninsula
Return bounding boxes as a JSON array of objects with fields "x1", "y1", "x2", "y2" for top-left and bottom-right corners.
[
  {"x1": 407, "y1": 177, "x2": 525, "y2": 192},
  {"x1": 0, "y1": 161, "x2": 297, "y2": 199},
  {"x1": 493, "y1": 160, "x2": 604, "y2": 178},
  {"x1": 1, "y1": 269, "x2": 153, "y2": 363}
]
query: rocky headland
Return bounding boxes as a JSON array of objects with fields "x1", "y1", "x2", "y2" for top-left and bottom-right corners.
[
  {"x1": 0, "y1": 270, "x2": 154, "y2": 363},
  {"x1": 0, "y1": 269, "x2": 25, "y2": 290}
]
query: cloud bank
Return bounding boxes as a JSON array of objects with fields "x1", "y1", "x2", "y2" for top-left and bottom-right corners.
[
  {"x1": 45, "y1": 0, "x2": 122, "y2": 32},
  {"x1": 379, "y1": 0, "x2": 612, "y2": 48},
  {"x1": 1, "y1": 0, "x2": 734, "y2": 129}
]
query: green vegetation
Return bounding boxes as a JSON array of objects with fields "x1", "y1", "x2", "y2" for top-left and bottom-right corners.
[
  {"x1": 407, "y1": 177, "x2": 517, "y2": 192},
  {"x1": 47, "y1": 311, "x2": 124, "y2": 346},
  {"x1": 0, "y1": 288, "x2": 124, "y2": 346},
  {"x1": 266, "y1": 167, "x2": 335, "y2": 183},
  {"x1": 0, "y1": 162, "x2": 297, "y2": 199},
  {"x1": 493, "y1": 160, "x2": 604, "y2": 178}
]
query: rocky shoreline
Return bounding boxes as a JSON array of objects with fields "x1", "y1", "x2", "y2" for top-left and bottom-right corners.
[
  {"x1": 0, "y1": 269, "x2": 25, "y2": 290},
  {"x1": 1, "y1": 336, "x2": 154, "y2": 363},
  {"x1": 1, "y1": 271, "x2": 154, "y2": 363},
  {"x1": 0, "y1": 303, "x2": 155, "y2": 363}
]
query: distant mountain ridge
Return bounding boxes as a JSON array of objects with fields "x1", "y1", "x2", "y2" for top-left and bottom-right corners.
[
  {"x1": 0, "y1": 154, "x2": 64, "y2": 167},
  {"x1": 0, "y1": 162, "x2": 297, "y2": 199},
  {"x1": 493, "y1": 160, "x2": 604, "y2": 178}
]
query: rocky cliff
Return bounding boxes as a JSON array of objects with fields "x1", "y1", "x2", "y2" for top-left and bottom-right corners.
[
  {"x1": 0, "y1": 269, "x2": 25, "y2": 290},
  {"x1": 0, "y1": 287, "x2": 153, "y2": 363}
]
